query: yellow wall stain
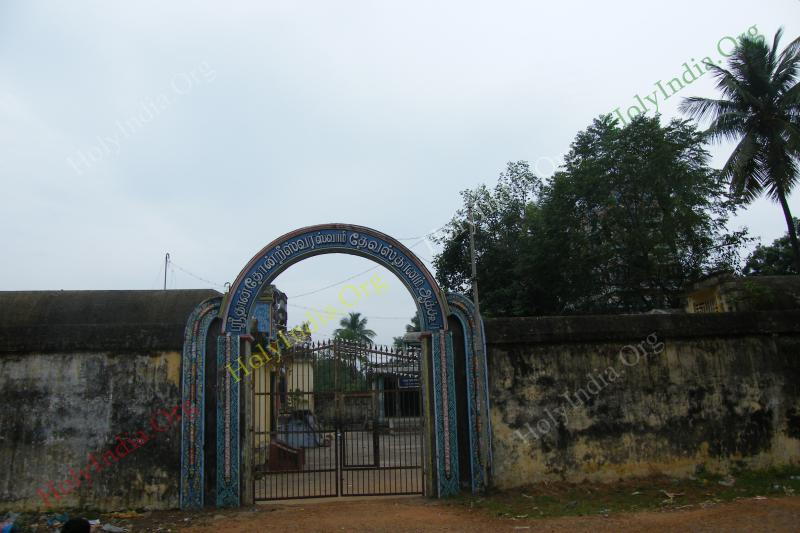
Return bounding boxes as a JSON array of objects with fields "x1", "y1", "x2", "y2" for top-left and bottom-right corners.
[{"x1": 160, "y1": 351, "x2": 181, "y2": 386}]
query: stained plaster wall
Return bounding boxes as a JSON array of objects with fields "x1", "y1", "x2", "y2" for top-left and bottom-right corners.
[
  {"x1": 485, "y1": 311, "x2": 800, "y2": 489},
  {"x1": 0, "y1": 351, "x2": 182, "y2": 510},
  {"x1": 0, "y1": 290, "x2": 219, "y2": 512}
]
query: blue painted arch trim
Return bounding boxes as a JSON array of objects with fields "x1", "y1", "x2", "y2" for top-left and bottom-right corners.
[
  {"x1": 220, "y1": 224, "x2": 449, "y2": 334},
  {"x1": 180, "y1": 296, "x2": 222, "y2": 509}
]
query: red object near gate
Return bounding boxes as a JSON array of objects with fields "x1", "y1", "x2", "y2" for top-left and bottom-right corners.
[{"x1": 268, "y1": 440, "x2": 305, "y2": 471}]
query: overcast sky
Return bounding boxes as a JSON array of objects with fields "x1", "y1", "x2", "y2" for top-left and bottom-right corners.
[{"x1": 0, "y1": 1, "x2": 796, "y2": 345}]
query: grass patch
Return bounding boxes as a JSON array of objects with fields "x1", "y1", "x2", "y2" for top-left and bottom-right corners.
[{"x1": 450, "y1": 465, "x2": 800, "y2": 520}]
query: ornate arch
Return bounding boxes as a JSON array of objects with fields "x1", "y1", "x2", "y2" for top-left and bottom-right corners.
[
  {"x1": 220, "y1": 224, "x2": 448, "y2": 334},
  {"x1": 205, "y1": 224, "x2": 458, "y2": 506}
]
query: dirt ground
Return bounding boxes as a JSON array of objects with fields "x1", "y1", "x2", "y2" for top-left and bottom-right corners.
[{"x1": 122, "y1": 495, "x2": 800, "y2": 532}]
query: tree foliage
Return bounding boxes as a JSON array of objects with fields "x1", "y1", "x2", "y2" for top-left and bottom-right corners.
[
  {"x1": 393, "y1": 312, "x2": 421, "y2": 348},
  {"x1": 434, "y1": 116, "x2": 750, "y2": 315},
  {"x1": 434, "y1": 161, "x2": 541, "y2": 316},
  {"x1": 333, "y1": 312, "x2": 376, "y2": 344},
  {"x1": 316, "y1": 313, "x2": 374, "y2": 393},
  {"x1": 743, "y1": 219, "x2": 800, "y2": 275}
]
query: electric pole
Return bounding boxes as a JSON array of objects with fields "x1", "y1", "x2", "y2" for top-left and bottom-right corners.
[
  {"x1": 164, "y1": 253, "x2": 170, "y2": 290},
  {"x1": 467, "y1": 203, "x2": 481, "y2": 318}
]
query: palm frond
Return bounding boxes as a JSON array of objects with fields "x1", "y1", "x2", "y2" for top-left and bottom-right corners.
[
  {"x1": 704, "y1": 62, "x2": 763, "y2": 110},
  {"x1": 679, "y1": 96, "x2": 738, "y2": 122},
  {"x1": 722, "y1": 131, "x2": 764, "y2": 202},
  {"x1": 774, "y1": 33, "x2": 800, "y2": 91},
  {"x1": 770, "y1": 27, "x2": 786, "y2": 70},
  {"x1": 705, "y1": 110, "x2": 750, "y2": 144},
  {"x1": 783, "y1": 120, "x2": 800, "y2": 153},
  {"x1": 778, "y1": 80, "x2": 800, "y2": 108},
  {"x1": 729, "y1": 36, "x2": 772, "y2": 97},
  {"x1": 682, "y1": 28, "x2": 800, "y2": 208},
  {"x1": 763, "y1": 136, "x2": 799, "y2": 202}
]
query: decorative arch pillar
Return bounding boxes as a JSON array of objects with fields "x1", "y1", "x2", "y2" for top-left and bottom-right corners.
[
  {"x1": 446, "y1": 292, "x2": 492, "y2": 493},
  {"x1": 179, "y1": 296, "x2": 221, "y2": 509},
  {"x1": 428, "y1": 328, "x2": 459, "y2": 496}
]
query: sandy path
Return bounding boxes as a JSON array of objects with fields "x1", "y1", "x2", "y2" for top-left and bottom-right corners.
[{"x1": 172, "y1": 495, "x2": 800, "y2": 532}]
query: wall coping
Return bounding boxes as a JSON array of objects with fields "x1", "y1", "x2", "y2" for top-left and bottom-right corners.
[
  {"x1": 484, "y1": 310, "x2": 800, "y2": 345},
  {"x1": 0, "y1": 289, "x2": 221, "y2": 354}
]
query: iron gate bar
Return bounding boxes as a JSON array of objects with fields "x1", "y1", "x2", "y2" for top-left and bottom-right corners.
[{"x1": 254, "y1": 338, "x2": 423, "y2": 500}]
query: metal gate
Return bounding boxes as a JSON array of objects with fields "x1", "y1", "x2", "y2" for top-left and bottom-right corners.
[{"x1": 253, "y1": 339, "x2": 424, "y2": 500}]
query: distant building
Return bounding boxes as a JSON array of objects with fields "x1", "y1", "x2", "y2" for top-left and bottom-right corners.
[{"x1": 685, "y1": 273, "x2": 800, "y2": 313}]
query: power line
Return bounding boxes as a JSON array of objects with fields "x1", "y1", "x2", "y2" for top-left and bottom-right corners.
[
  {"x1": 162, "y1": 222, "x2": 451, "y2": 297},
  {"x1": 287, "y1": 234, "x2": 437, "y2": 298},
  {"x1": 151, "y1": 260, "x2": 164, "y2": 290},
  {"x1": 392, "y1": 222, "x2": 452, "y2": 241},
  {"x1": 170, "y1": 260, "x2": 226, "y2": 289},
  {"x1": 393, "y1": 235, "x2": 427, "y2": 241},
  {"x1": 288, "y1": 265, "x2": 380, "y2": 298}
]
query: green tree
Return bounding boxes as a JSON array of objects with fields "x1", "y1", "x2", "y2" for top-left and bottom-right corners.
[
  {"x1": 392, "y1": 312, "x2": 421, "y2": 348},
  {"x1": 316, "y1": 316, "x2": 373, "y2": 394},
  {"x1": 333, "y1": 311, "x2": 376, "y2": 344},
  {"x1": 313, "y1": 348, "x2": 368, "y2": 393},
  {"x1": 434, "y1": 117, "x2": 750, "y2": 315},
  {"x1": 743, "y1": 219, "x2": 800, "y2": 275},
  {"x1": 434, "y1": 161, "x2": 541, "y2": 316},
  {"x1": 680, "y1": 28, "x2": 800, "y2": 272},
  {"x1": 533, "y1": 116, "x2": 748, "y2": 312}
]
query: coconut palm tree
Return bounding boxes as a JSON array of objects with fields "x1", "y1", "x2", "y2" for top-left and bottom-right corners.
[
  {"x1": 333, "y1": 311, "x2": 376, "y2": 344},
  {"x1": 679, "y1": 28, "x2": 800, "y2": 272}
]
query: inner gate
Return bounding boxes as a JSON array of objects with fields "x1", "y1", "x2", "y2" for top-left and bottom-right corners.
[{"x1": 254, "y1": 339, "x2": 423, "y2": 500}]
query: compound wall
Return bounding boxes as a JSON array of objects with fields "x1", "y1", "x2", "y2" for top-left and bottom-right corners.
[
  {"x1": 0, "y1": 290, "x2": 219, "y2": 511},
  {"x1": 485, "y1": 311, "x2": 800, "y2": 488}
]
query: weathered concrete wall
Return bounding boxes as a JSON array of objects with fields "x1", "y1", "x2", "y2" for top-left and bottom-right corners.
[
  {"x1": 0, "y1": 290, "x2": 219, "y2": 511},
  {"x1": 0, "y1": 351, "x2": 182, "y2": 510},
  {"x1": 5, "y1": 288, "x2": 799, "y2": 507},
  {"x1": 485, "y1": 311, "x2": 800, "y2": 489}
]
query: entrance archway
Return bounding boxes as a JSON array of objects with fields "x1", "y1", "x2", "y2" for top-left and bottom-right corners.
[
  {"x1": 180, "y1": 224, "x2": 490, "y2": 507},
  {"x1": 221, "y1": 224, "x2": 448, "y2": 333}
]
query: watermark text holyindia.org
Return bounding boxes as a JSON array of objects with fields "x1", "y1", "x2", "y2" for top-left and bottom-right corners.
[
  {"x1": 513, "y1": 333, "x2": 665, "y2": 443},
  {"x1": 66, "y1": 61, "x2": 217, "y2": 176},
  {"x1": 226, "y1": 273, "x2": 390, "y2": 383},
  {"x1": 528, "y1": 26, "x2": 764, "y2": 179},
  {"x1": 36, "y1": 400, "x2": 199, "y2": 508},
  {"x1": 611, "y1": 24, "x2": 765, "y2": 125}
]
